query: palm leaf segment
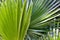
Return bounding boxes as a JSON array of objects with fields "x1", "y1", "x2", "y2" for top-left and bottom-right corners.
[
  {"x1": 26, "y1": 0, "x2": 60, "y2": 40},
  {"x1": 0, "y1": 0, "x2": 60, "y2": 40},
  {"x1": 0, "y1": 0, "x2": 33, "y2": 40}
]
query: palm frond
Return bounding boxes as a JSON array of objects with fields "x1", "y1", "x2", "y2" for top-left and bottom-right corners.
[
  {"x1": 0, "y1": 0, "x2": 33, "y2": 40},
  {"x1": 27, "y1": 0, "x2": 60, "y2": 40}
]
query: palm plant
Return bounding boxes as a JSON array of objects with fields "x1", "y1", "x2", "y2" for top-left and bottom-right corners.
[
  {"x1": 0, "y1": 0, "x2": 60, "y2": 40},
  {"x1": 0, "y1": 0, "x2": 33, "y2": 40},
  {"x1": 27, "y1": 0, "x2": 60, "y2": 40}
]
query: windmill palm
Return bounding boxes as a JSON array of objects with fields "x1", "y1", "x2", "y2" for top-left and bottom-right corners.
[{"x1": 0, "y1": 0, "x2": 60, "y2": 40}]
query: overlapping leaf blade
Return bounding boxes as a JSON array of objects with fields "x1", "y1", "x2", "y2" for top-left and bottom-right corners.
[{"x1": 0, "y1": 0, "x2": 33, "y2": 40}]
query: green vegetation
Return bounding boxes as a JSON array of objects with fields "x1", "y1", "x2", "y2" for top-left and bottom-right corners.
[{"x1": 0, "y1": 0, "x2": 60, "y2": 40}]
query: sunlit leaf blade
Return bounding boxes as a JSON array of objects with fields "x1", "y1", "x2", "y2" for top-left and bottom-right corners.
[
  {"x1": 0, "y1": 0, "x2": 17, "y2": 40},
  {"x1": 19, "y1": 0, "x2": 33, "y2": 40},
  {"x1": 0, "y1": 0, "x2": 33, "y2": 40}
]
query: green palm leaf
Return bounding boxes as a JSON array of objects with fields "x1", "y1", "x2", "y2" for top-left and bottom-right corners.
[
  {"x1": 0, "y1": 0, "x2": 33, "y2": 40},
  {"x1": 0, "y1": 0, "x2": 60, "y2": 40},
  {"x1": 27, "y1": 0, "x2": 60, "y2": 40}
]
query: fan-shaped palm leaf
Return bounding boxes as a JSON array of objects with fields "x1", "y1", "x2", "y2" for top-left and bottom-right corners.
[
  {"x1": 0, "y1": 0, "x2": 60, "y2": 40},
  {"x1": 0, "y1": 0, "x2": 33, "y2": 40},
  {"x1": 27, "y1": 0, "x2": 60, "y2": 40}
]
